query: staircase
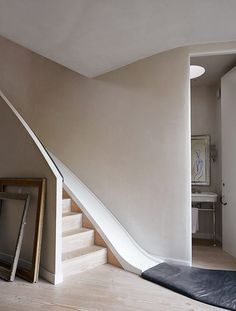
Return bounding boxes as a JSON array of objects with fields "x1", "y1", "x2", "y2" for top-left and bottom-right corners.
[{"x1": 62, "y1": 193, "x2": 108, "y2": 278}]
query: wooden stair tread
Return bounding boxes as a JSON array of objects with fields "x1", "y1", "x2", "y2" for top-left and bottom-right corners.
[
  {"x1": 62, "y1": 212, "x2": 83, "y2": 232},
  {"x1": 62, "y1": 211, "x2": 81, "y2": 217},
  {"x1": 62, "y1": 227, "x2": 93, "y2": 238},
  {"x1": 62, "y1": 198, "x2": 71, "y2": 212},
  {"x1": 62, "y1": 198, "x2": 71, "y2": 205},
  {"x1": 61, "y1": 188, "x2": 121, "y2": 277},
  {"x1": 62, "y1": 245, "x2": 106, "y2": 262}
]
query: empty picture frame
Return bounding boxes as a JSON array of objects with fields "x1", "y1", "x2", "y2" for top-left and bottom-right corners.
[
  {"x1": 0, "y1": 192, "x2": 30, "y2": 282},
  {"x1": 191, "y1": 135, "x2": 210, "y2": 186},
  {"x1": 0, "y1": 178, "x2": 46, "y2": 282}
]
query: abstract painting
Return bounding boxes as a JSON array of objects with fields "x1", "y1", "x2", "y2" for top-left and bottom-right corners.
[{"x1": 191, "y1": 135, "x2": 210, "y2": 186}]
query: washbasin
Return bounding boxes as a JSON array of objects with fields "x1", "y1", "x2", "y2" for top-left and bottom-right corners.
[{"x1": 192, "y1": 192, "x2": 218, "y2": 203}]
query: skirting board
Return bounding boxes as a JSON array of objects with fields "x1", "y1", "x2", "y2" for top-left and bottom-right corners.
[
  {"x1": 40, "y1": 266, "x2": 63, "y2": 285},
  {"x1": 153, "y1": 254, "x2": 190, "y2": 267},
  {"x1": 0, "y1": 252, "x2": 62, "y2": 284}
]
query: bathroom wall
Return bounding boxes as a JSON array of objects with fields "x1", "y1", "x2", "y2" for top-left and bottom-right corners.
[{"x1": 191, "y1": 84, "x2": 222, "y2": 240}]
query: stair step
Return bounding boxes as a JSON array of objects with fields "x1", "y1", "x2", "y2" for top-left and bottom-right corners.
[
  {"x1": 62, "y1": 228, "x2": 94, "y2": 253},
  {"x1": 62, "y1": 212, "x2": 82, "y2": 232},
  {"x1": 62, "y1": 245, "x2": 107, "y2": 277},
  {"x1": 62, "y1": 198, "x2": 71, "y2": 213},
  {"x1": 63, "y1": 189, "x2": 70, "y2": 199}
]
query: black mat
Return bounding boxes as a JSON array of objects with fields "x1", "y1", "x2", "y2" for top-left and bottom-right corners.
[{"x1": 141, "y1": 263, "x2": 236, "y2": 310}]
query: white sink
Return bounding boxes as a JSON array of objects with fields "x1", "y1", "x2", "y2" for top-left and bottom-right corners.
[{"x1": 192, "y1": 192, "x2": 218, "y2": 203}]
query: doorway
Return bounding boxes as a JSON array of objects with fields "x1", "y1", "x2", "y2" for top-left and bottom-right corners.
[{"x1": 190, "y1": 53, "x2": 236, "y2": 270}]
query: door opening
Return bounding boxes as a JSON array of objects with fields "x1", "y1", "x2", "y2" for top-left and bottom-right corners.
[{"x1": 190, "y1": 53, "x2": 236, "y2": 270}]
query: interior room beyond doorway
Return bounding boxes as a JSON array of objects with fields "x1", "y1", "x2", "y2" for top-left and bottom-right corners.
[{"x1": 190, "y1": 53, "x2": 236, "y2": 269}]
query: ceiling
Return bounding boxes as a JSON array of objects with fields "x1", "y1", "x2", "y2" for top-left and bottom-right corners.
[
  {"x1": 191, "y1": 54, "x2": 236, "y2": 86},
  {"x1": 1, "y1": 1, "x2": 236, "y2": 77}
]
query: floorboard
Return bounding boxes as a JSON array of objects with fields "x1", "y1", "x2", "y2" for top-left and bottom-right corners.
[
  {"x1": 192, "y1": 244, "x2": 236, "y2": 270},
  {"x1": 0, "y1": 245, "x2": 235, "y2": 311}
]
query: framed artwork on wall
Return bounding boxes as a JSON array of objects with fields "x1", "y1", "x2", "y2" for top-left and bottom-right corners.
[{"x1": 191, "y1": 135, "x2": 210, "y2": 186}]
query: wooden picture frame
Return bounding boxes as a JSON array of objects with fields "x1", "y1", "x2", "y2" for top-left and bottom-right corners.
[
  {"x1": 0, "y1": 192, "x2": 30, "y2": 282},
  {"x1": 0, "y1": 178, "x2": 46, "y2": 282},
  {"x1": 191, "y1": 135, "x2": 210, "y2": 186}
]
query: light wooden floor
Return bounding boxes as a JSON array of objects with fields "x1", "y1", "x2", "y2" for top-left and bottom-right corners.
[
  {"x1": 0, "y1": 246, "x2": 235, "y2": 311},
  {"x1": 192, "y1": 244, "x2": 236, "y2": 270}
]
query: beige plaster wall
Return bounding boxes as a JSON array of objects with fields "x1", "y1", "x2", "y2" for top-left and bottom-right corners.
[{"x1": 0, "y1": 36, "x2": 191, "y2": 263}]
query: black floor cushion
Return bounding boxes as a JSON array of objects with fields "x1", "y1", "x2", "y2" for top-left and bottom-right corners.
[{"x1": 141, "y1": 263, "x2": 236, "y2": 310}]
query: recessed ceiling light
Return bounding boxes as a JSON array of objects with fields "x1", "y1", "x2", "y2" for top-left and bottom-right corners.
[{"x1": 190, "y1": 65, "x2": 205, "y2": 79}]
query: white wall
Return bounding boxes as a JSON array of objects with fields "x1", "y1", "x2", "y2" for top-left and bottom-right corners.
[
  {"x1": 0, "y1": 95, "x2": 62, "y2": 283},
  {"x1": 191, "y1": 85, "x2": 222, "y2": 240},
  {"x1": 221, "y1": 66, "x2": 236, "y2": 257},
  {"x1": 191, "y1": 85, "x2": 220, "y2": 192},
  {"x1": 0, "y1": 36, "x2": 191, "y2": 264}
]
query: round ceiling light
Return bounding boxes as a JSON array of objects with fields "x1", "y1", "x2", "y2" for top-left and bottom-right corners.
[{"x1": 190, "y1": 65, "x2": 205, "y2": 79}]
